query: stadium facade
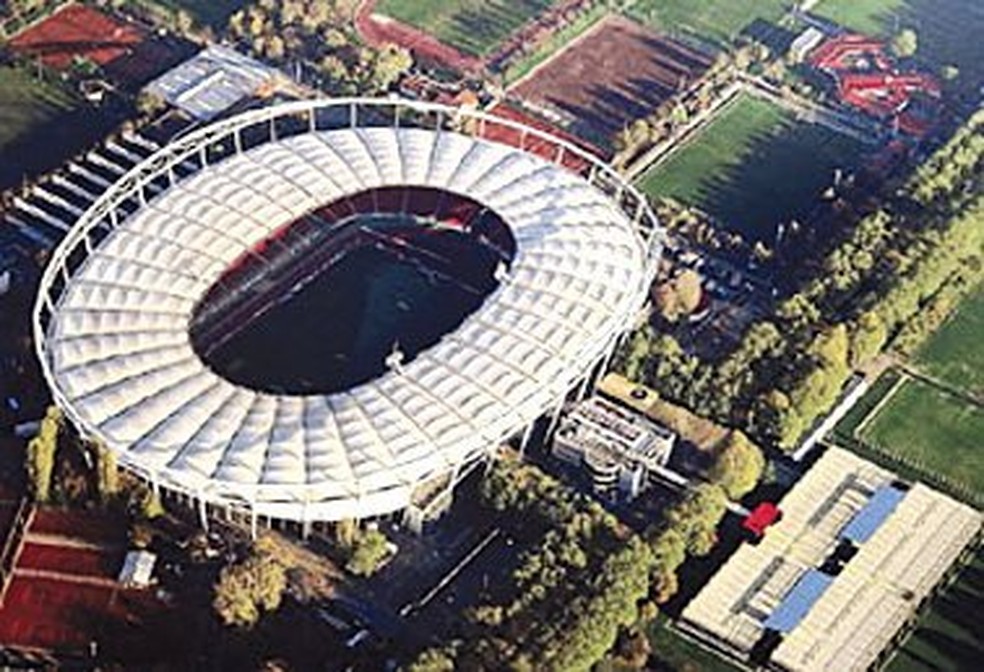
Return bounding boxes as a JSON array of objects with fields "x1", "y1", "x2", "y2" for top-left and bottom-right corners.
[{"x1": 33, "y1": 98, "x2": 662, "y2": 535}]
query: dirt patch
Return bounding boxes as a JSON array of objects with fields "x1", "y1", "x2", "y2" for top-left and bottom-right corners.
[{"x1": 512, "y1": 15, "x2": 712, "y2": 148}]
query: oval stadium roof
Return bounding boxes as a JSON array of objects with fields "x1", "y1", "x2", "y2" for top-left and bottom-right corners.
[{"x1": 35, "y1": 100, "x2": 658, "y2": 522}]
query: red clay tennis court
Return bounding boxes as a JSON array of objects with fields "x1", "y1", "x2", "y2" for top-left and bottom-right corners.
[
  {"x1": 30, "y1": 507, "x2": 123, "y2": 545},
  {"x1": 17, "y1": 542, "x2": 122, "y2": 578},
  {"x1": 0, "y1": 506, "x2": 165, "y2": 656},
  {"x1": 8, "y1": 4, "x2": 144, "y2": 70},
  {"x1": 7, "y1": 4, "x2": 188, "y2": 89}
]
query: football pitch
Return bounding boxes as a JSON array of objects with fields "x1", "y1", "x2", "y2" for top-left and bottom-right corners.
[
  {"x1": 635, "y1": 93, "x2": 866, "y2": 245},
  {"x1": 375, "y1": 0, "x2": 556, "y2": 58},
  {"x1": 914, "y1": 284, "x2": 984, "y2": 399},
  {"x1": 859, "y1": 377, "x2": 984, "y2": 500},
  {"x1": 0, "y1": 66, "x2": 82, "y2": 189},
  {"x1": 627, "y1": 0, "x2": 788, "y2": 48}
]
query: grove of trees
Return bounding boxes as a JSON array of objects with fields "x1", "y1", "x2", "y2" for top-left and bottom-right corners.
[
  {"x1": 620, "y1": 109, "x2": 984, "y2": 452},
  {"x1": 227, "y1": 0, "x2": 412, "y2": 95},
  {"x1": 213, "y1": 537, "x2": 288, "y2": 629}
]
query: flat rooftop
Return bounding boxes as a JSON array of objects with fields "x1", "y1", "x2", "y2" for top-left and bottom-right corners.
[{"x1": 680, "y1": 446, "x2": 981, "y2": 672}]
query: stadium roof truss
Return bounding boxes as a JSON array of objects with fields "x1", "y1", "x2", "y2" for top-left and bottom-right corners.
[{"x1": 33, "y1": 98, "x2": 662, "y2": 524}]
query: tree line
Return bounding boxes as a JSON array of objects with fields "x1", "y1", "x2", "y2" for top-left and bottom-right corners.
[
  {"x1": 408, "y1": 433, "x2": 764, "y2": 671},
  {"x1": 621, "y1": 109, "x2": 984, "y2": 451}
]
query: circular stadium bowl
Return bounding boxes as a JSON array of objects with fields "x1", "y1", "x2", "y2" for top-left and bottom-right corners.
[{"x1": 33, "y1": 98, "x2": 662, "y2": 527}]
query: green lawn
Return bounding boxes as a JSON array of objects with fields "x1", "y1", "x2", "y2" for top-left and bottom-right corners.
[
  {"x1": 915, "y1": 285, "x2": 984, "y2": 398},
  {"x1": 376, "y1": 0, "x2": 557, "y2": 58},
  {"x1": 643, "y1": 616, "x2": 742, "y2": 672},
  {"x1": 887, "y1": 548, "x2": 984, "y2": 672},
  {"x1": 810, "y1": 0, "x2": 905, "y2": 36},
  {"x1": 142, "y1": 0, "x2": 248, "y2": 30},
  {"x1": 627, "y1": 0, "x2": 788, "y2": 48},
  {"x1": 833, "y1": 369, "x2": 902, "y2": 439},
  {"x1": 860, "y1": 378, "x2": 984, "y2": 499},
  {"x1": 0, "y1": 66, "x2": 83, "y2": 189},
  {"x1": 635, "y1": 93, "x2": 867, "y2": 244}
]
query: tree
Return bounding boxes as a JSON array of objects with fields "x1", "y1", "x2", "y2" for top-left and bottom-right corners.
[
  {"x1": 406, "y1": 648, "x2": 456, "y2": 672},
  {"x1": 26, "y1": 406, "x2": 61, "y2": 502},
  {"x1": 93, "y1": 440, "x2": 119, "y2": 503},
  {"x1": 891, "y1": 28, "x2": 918, "y2": 58},
  {"x1": 653, "y1": 269, "x2": 703, "y2": 323},
  {"x1": 709, "y1": 430, "x2": 765, "y2": 500},
  {"x1": 345, "y1": 528, "x2": 390, "y2": 577},
  {"x1": 941, "y1": 64, "x2": 960, "y2": 81},
  {"x1": 849, "y1": 311, "x2": 887, "y2": 367},
  {"x1": 213, "y1": 541, "x2": 287, "y2": 628}
]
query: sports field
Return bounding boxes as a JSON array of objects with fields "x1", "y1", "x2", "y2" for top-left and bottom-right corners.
[
  {"x1": 0, "y1": 66, "x2": 85, "y2": 190},
  {"x1": 635, "y1": 93, "x2": 867, "y2": 244},
  {"x1": 512, "y1": 15, "x2": 712, "y2": 150},
  {"x1": 915, "y1": 285, "x2": 984, "y2": 398},
  {"x1": 627, "y1": 0, "x2": 788, "y2": 48},
  {"x1": 887, "y1": 548, "x2": 984, "y2": 672},
  {"x1": 147, "y1": 0, "x2": 247, "y2": 29},
  {"x1": 375, "y1": 0, "x2": 556, "y2": 58},
  {"x1": 859, "y1": 378, "x2": 984, "y2": 498}
]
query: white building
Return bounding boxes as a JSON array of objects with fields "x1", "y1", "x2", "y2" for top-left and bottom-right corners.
[
  {"x1": 553, "y1": 396, "x2": 675, "y2": 500},
  {"x1": 33, "y1": 98, "x2": 662, "y2": 536},
  {"x1": 680, "y1": 446, "x2": 982, "y2": 672}
]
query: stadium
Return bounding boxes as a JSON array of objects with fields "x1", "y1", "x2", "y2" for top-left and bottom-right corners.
[{"x1": 32, "y1": 98, "x2": 661, "y2": 535}]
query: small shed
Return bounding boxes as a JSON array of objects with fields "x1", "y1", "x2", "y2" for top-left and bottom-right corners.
[{"x1": 119, "y1": 550, "x2": 157, "y2": 588}]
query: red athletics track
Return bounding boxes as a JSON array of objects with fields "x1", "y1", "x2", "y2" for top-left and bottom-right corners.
[{"x1": 355, "y1": 0, "x2": 484, "y2": 73}]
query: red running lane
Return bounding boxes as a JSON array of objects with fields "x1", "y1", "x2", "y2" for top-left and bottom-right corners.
[{"x1": 355, "y1": 0, "x2": 484, "y2": 73}]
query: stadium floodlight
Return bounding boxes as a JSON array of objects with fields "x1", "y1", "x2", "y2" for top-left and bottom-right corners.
[{"x1": 33, "y1": 98, "x2": 662, "y2": 531}]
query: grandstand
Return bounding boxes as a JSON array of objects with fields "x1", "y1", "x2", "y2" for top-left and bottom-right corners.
[
  {"x1": 680, "y1": 446, "x2": 982, "y2": 672},
  {"x1": 32, "y1": 99, "x2": 661, "y2": 534}
]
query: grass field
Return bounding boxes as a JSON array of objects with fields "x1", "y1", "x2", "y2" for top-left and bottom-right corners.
[
  {"x1": 635, "y1": 93, "x2": 867, "y2": 244},
  {"x1": 376, "y1": 0, "x2": 556, "y2": 58},
  {"x1": 0, "y1": 66, "x2": 85, "y2": 190},
  {"x1": 860, "y1": 378, "x2": 984, "y2": 498},
  {"x1": 833, "y1": 369, "x2": 902, "y2": 439},
  {"x1": 812, "y1": 0, "x2": 984, "y2": 99},
  {"x1": 144, "y1": 0, "x2": 247, "y2": 29},
  {"x1": 627, "y1": 0, "x2": 788, "y2": 48},
  {"x1": 644, "y1": 616, "x2": 742, "y2": 672},
  {"x1": 915, "y1": 285, "x2": 984, "y2": 398},
  {"x1": 887, "y1": 548, "x2": 984, "y2": 672}
]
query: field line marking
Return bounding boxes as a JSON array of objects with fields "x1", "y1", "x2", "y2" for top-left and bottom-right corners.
[
  {"x1": 505, "y1": 11, "x2": 614, "y2": 92},
  {"x1": 854, "y1": 371, "x2": 908, "y2": 439}
]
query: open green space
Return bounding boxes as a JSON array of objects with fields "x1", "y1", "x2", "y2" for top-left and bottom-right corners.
[
  {"x1": 627, "y1": 0, "x2": 787, "y2": 48},
  {"x1": 860, "y1": 377, "x2": 984, "y2": 499},
  {"x1": 915, "y1": 284, "x2": 984, "y2": 398},
  {"x1": 635, "y1": 93, "x2": 867, "y2": 244},
  {"x1": 887, "y1": 548, "x2": 984, "y2": 672},
  {"x1": 810, "y1": 0, "x2": 905, "y2": 36},
  {"x1": 833, "y1": 369, "x2": 902, "y2": 439},
  {"x1": 0, "y1": 66, "x2": 83, "y2": 190},
  {"x1": 376, "y1": 0, "x2": 557, "y2": 58},
  {"x1": 142, "y1": 0, "x2": 248, "y2": 29},
  {"x1": 812, "y1": 0, "x2": 984, "y2": 98},
  {"x1": 642, "y1": 616, "x2": 741, "y2": 672}
]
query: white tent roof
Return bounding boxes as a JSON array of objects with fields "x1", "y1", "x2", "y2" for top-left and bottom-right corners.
[
  {"x1": 681, "y1": 447, "x2": 982, "y2": 671},
  {"x1": 144, "y1": 45, "x2": 284, "y2": 121},
  {"x1": 42, "y1": 125, "x2": 651, "y2": 521}
]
